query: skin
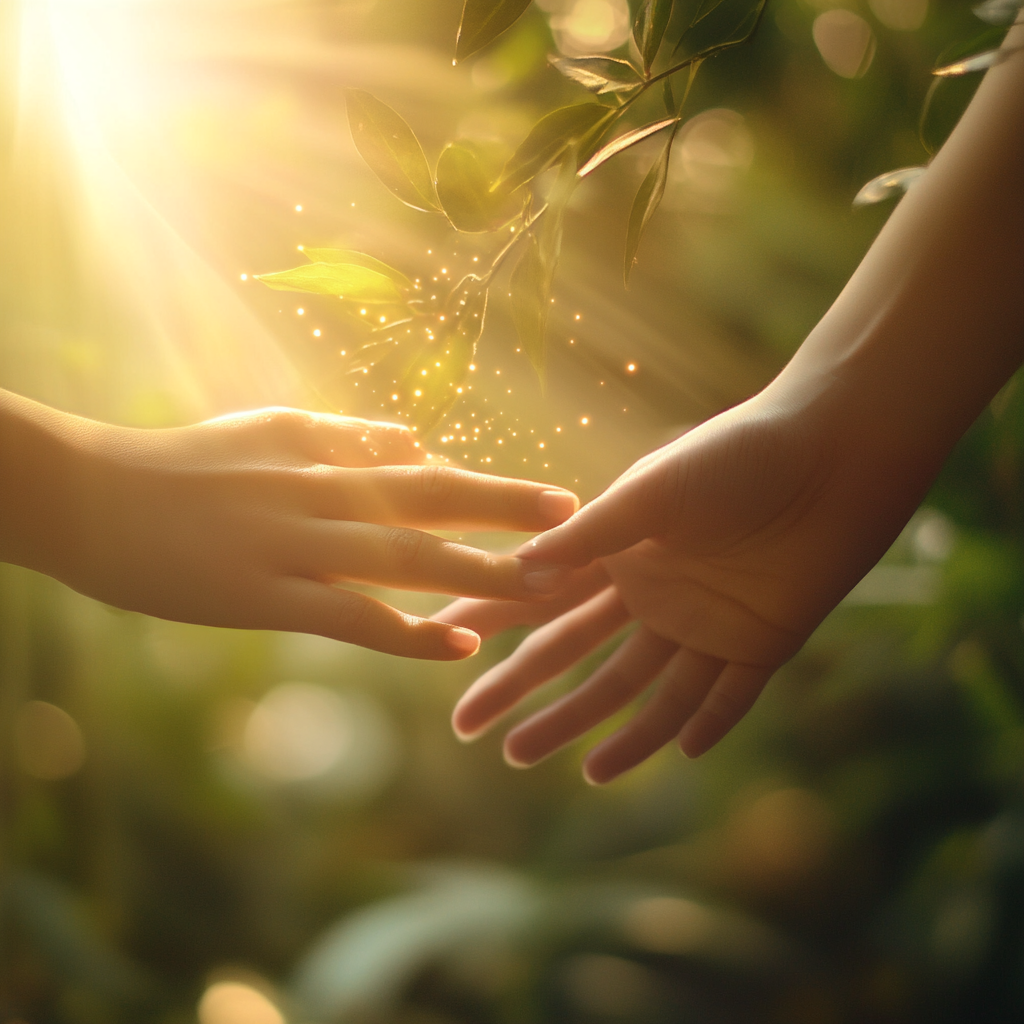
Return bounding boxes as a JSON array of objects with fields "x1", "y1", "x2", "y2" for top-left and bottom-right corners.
[
  {"x1": 0, "y1": 392, "x2": 579, "y2": 659},
  {"x1": 439, "y1": 26, "x2": 1024, "y2": 782}
]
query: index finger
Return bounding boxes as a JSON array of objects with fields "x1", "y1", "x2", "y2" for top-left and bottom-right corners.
[{"x1": 313, "y1": 463, "x2": 579, "y2": 532}]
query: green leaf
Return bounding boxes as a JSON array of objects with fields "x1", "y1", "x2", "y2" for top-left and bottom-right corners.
[
  {"x1": 345, "y1": 89, "x2": 439, "y2": 213},
  {"x1": 435, "y1": 141, "x2": 523, "y2": 233},
  {"x1": 256, "y1": 263, "x2": 403, "y2": 303},
  {"x1": 852, "y1": 167, "x2": 926, "y2": 208},
  {"x1": 400, "y1": 282, "x2": 488, "y2": 431},
  {"x1": 497, "y1": 104, "x2": 612, "y2": 192},
  {"x1": 456, "y1": 0, "x2": 534, "y2": 63},
  {"x1": 663, "y1": 75, "x2": 676, "y2": 115},
  {"x1": 633, "y1": 0, "x2": 674, "y2": 75},
  {"x1": 577, "y1": 117, "x2": 677, "y2": 179},
  {"x1": 972, "y1": 0, "x2": 1023, "y2": 25},
  {"x1": 538, "y1": 153, "x2": 577, "y2": 274},
  {"x1": 689, "y1": 0, "x2": 728, "y2": 28},
  {"x1": 509, "y1": 156, "x2": 577, "y2": 379},
  {"x1": 624, "y1": 130, "x2": 675, "y2": 285},
  {"x1": 510, "y1": 235, "x2": 547, "y2": 376},
  {"x1": 673, "y1": 0, "x2": 768, "y2": 63},
  {"x1": 933, "y1": 46, "x2": 1019, "y2": 77},
  {"x1": 547, "y1": 55, "x2": 643, "y2": 95},
  {"x1": 302, "y1": 249, "x2": 414, "y2": 291}
]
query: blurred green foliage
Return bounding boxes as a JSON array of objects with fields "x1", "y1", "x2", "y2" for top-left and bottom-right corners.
[{"x1": 1, "y1": 1, "x2": 1021, "y2": 1022}]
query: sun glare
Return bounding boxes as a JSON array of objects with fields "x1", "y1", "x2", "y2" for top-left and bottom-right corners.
[{"x1": 7, "y1": 1, "x2": 336, "y2": 417}]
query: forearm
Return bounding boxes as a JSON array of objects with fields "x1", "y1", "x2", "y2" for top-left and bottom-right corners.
[{"x1": 766, "y1": 24, "x2": 1024, "y2": 490}]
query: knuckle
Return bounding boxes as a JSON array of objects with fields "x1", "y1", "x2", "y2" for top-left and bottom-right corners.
[
  {"x1": 333, "y1": 589, "x2": 375, "y2": 638},
  {"x1": 382, "y1": 527, "x2": 425, "y2": 568},
  {"x1": 262, "y1": 408, "x2": 311, "y2": 445},
  {"x1": 418, "y1": 464, "x2": 457, "y2": 505}
]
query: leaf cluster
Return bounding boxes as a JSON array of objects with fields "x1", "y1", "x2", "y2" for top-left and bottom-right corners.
[{"x1": 258, "y1": 0, "x2": 771, "y2": 430}]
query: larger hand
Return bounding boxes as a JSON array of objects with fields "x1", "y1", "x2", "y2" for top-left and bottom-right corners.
[{"x1": 440, "y1": 391, "x2": 937, "y2": 781}]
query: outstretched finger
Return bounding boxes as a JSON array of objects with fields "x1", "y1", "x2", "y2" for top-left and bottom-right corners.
[
  {"x1": 581, "y1": 647, "x2": 725, "y2": 785},
  {"x1": 434, "y1": 563, "x2": 611, "y2": 640},
  {"x1": 678, "y1": 663, "x2": 773, "y2": 758},
  {"x1": 297, "y1": 520, "x2": 573, "y2": 601},
  {"x1": 502, "y1": 626, "x2": 677, "y2": 769},
  {"x1": 515, "y1": 460, "x2": 670, "y2": 567},
  {"x1": 269, "y1": 577, "x2": 481, "y2": 660},
  {"x1": 316, "y1": 464, "x2": 578, "y2": 532},
  {"x1": 451, "y1": 586, "x2": 629, "y2": 740}
]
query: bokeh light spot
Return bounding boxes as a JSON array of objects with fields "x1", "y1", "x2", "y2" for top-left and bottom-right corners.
[
  {"x1": 15, "y1": 701, "x2": 86, "y2": 781},
  {"x1": 198, "y1": 981, "x2": 284, "y2": 1024}
]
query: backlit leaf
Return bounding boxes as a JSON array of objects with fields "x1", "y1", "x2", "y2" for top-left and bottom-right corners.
[
  {"x1": 689, "y1": 0, "x2": 728, "y2": 28},
  {"x1": 933, "y1": 46, "x2": 1021, "y2": 77},
  {"x1": 673, "y1": 0, "x2": 768, "y2": 63},
  {"x1": 577, "y1": 117, "x2": 677, "y2": 179},
  {"x1": 624, "y1": 129, "x2": 676, "y2": 285},
  {"x1": 538, "y1": 153, "x2": 577, "y2": 275},
  {"x1": 497, "y1": 104, "x2": 612, "y2": 192},
  {"x1": 853, "y1": 167, "x2": 926, "y2": 207},
  {"x1": 633, "y1": 0, "x2": 674, "y2": 75},
  {"x1": 435, "y1": 141, "x2": 523, "y2": 232},
  {"x1": 548, "y1": 55, "x2": 643, "y2": 94},
  {"x1": 346, "y1": 89, "x2": 440, "y2": 212},
  {"x1": 510, "y1": 235, "x2": 547, "y2": 376},
  {"x1": 302, "y1": 249, "x2": 414, "y2": 291},
  {"x1": 972, "y1": 0, "x2": 1023, "y2": 25},
  {"x1": 510, "y1": 156, "x2": 577, "y2": 378},
  {"x1": 456, "y1": 0, "x2": 534, "y2": 62},
  {"x1": 400, "y1": 281, "x2": 488, "y2": 431},
  {"x1": 256, "y1": 263, "x2": 403, "y2": 303}
]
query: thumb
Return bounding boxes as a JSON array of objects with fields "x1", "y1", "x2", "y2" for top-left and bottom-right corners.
[{"x1": 516, "y1": 466, "x2": 668, "y2": 566}]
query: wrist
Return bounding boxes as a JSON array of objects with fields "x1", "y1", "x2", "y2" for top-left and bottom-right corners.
[{"x1": 0, "y1": 391, "x2": 94, "y2": 581}]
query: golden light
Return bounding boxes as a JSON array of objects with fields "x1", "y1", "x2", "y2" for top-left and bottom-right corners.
[
  {"x1": 197, "y1": 980, "x2": 284, "y2": 1024},
  {"x1": 6, "y1": 0, "x2": 319, "y2": 417},
  {"x1": 813, "y1": 10, "x2": 877, "y2": 80}
]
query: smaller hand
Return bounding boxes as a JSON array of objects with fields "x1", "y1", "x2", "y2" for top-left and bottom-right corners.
[
  {"x1": 440, "y1": 392, "x2": 927, "y2": 781},
  {"x1": 3, "y1": 399, "x2": 579, "y2": 659}
]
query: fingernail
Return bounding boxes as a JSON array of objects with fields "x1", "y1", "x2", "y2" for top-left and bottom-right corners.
[
  {"x1": 514, "y1": 538, "x2": 540, "y2": 558},
  {"x1": 446, "y1": 627, "x2": 480, "y2": 656},
  {"x1": 521, "y1": 563, "x2": 570, "y2": 595},
  {"x1": 537, "y1": 489, "x2": 578, "y2": 526}
]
